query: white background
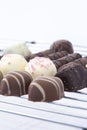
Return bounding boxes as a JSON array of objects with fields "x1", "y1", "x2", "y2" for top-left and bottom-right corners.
[{"x1": 0, "y1": 0, "x2": 87, "y2": 44}]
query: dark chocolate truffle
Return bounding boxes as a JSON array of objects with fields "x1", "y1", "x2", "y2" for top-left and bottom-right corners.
[
  {"x1": 55, "y1": 62, "x2": 87, "y2": 91},
  {"x1": 0, "y1": 71, "x2": 32, "y2": 96},
  {"x1": 28, "y1": 76, "x2": 64, "y2": 102},
  {"x1": 50, "y1": 39, "x2": 74, "y2": 53},
  {"x1": 53, "y1": 53, "x2": 82, "y2": 70}
]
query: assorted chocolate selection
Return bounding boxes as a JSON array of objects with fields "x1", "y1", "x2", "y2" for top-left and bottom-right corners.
[{"x1": 0, "y1": 39, "x2": 87, "y2": 102}]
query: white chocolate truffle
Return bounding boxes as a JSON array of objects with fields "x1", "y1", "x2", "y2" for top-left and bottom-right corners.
[
  {"x1": 0, "y1": 54, "x2": 27, "y2": 75},
  {"x1": 3, "y1": 43, "x2": 32, "y2": 57},
  {"x1": 25, "y1": 57, "x2": 57, "y2": 79}
]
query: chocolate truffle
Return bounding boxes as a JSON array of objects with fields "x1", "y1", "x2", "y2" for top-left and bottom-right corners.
[
  {"x1": 55, "y1": 62, "x2": 87, "y2": 91},
  {"x1": 50, "y1": 39, "x2": 74, "y2": 53},
  {"x1": 53, "y1": 53, "x2": 82, "y2": 70},
  {"x1": 3, "y1": 43, "x2": 32, "y2": 58},
  {"x1": 0, "y1": 54, "x2": 27, "y2": 75},
  {"x1": 0, "y1": 71, "x2": 32, "y2": 96},
  {"x1": 25, "y1": 57, "x2": 57, "y2": 79},
  {"x1": 28, "y1": 76, "x2": 64, "y2": 102}
]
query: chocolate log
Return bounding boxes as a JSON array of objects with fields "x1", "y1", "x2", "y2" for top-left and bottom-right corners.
[
  {"x1": 46, "y1": 51, "x2": 68, "y2": 60},
  {"x1": 53, "y1": 53, "x2": 82, "y2": 70}
]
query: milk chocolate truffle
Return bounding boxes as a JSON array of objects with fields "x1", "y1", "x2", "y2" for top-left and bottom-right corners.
[
  {"x1": 53, "y1": 53, "x2": 82, "y2": 70},
  {"x1": 0, "y1": 71, "x2": 32, "y2": 96},
  {"x1": 50, "y1": 39, "x2": 74, "y2": 53},
  {"x1": 28, "y1": 76, "x2": 64, "y2": 102},
  {"x1": 55, "y1": 63, "x2": 87, "y2": 91}
]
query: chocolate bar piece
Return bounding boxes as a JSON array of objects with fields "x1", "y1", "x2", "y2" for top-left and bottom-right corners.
[
  {"x1": 53, "y1": 53, "x2": 82, "y2": 70},
  {"x1": 46, "y1": 51, "x2": 68, "y2": 60}
]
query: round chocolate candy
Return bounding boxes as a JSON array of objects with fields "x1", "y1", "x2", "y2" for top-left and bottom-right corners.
[
  {"x1": 28, "y1": 76, "x2": 64, "y2": 102},
  {"x1": 50, "y1": 39, "x2": 74, "y2": 54},
  {"x1": 0, "y1": 71, "x2": 32, "y2": 96}
]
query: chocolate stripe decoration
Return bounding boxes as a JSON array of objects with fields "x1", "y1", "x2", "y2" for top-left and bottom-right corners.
[
  {"x1": 29, "y1": 82, "x2": 46, "y2": 101},
  {"x1": 35, "y1": 76, "x2": 63, "y2": 98},
  {"x1": 7, "y1": 72, "x2": 26, "y2": 94},
  {"x1": 35, "y1": 77, "x2": 59, "y2": 96},
  {"x1": 0, "y1": 71, "x2": 33, "y2": 96},
  {"x1": 2, "y1": 78, "x2": 11, "y2": 95}
]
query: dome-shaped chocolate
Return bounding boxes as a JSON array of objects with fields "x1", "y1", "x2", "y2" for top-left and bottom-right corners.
[
  {"x1": 0, "y1": 71, "x2": 32, "y2": 96},
  {"x1": 28, "y1": 76, "x2": 64, "y2": 102},
  {"x1": 50, "y1": 39, "x2": 74, "y2": 54}
]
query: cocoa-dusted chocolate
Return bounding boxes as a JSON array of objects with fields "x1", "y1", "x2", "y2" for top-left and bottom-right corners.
[
  {"x1": 0, "y1": 71, "x2": 32, "y2": 96},
  {"x1": 46, "y1": 51, "x2": 68, "y2": 60},
  {"x1": 53, "y1": 53, "x2": 82, "y2": 70},
  {"x1": 28, "y1": 76, "x2": 64, "y2": 102},
  {"x1": 50, "y1": 39, "x2": 74, "y2": 54},
  {"x1": 55, "y1": 62, "x2": 87, "y2": 91}
]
